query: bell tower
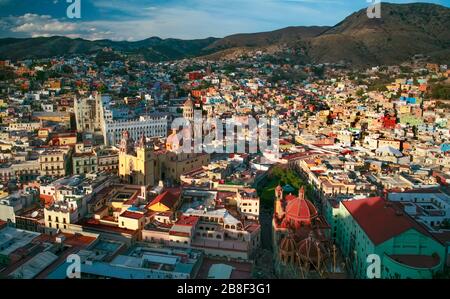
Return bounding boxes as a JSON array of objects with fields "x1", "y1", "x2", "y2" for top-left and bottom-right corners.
[
  {"x1": 120, "y1": 131, "x2": 132, "y2": 154},
  {"x1": 275, "y1": 184, "x2": 285, "y2": 220},
  {"x1": 136, "y1": 134, "x2": 156, "y2": 186}
]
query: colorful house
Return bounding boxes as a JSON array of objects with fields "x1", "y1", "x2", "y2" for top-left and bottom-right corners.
[
  {"x1": 334, "y1": 197, "x2": 446, "y2": 279},
  {"x1": 441, "y1": 144, "x2": 450, "y2": 153},
  {"x1": 400, "y1": 97, "x2": 417, "y2": 105},
  {"x1": 382, "y1": 115, "x2": 397, "y2": 129}
]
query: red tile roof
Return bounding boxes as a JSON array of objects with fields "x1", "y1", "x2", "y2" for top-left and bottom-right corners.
[
  {"x1": 285, "y1": 194, "x2": 318, "y2": 223},
  {"x1": 120, "y1": 211, "x2": 145, "y2": 220},
  {"x1": 40, "y1": 194, "x2": 54, "y2": 205},
  {"x1": 175, "y1": 215, "x2": 199, "y2": 227},
  {"x1": 62, "y1": 233, "x2": 97, "y2": 247},
  {"x1": 282, "y1": 187, "x2": 318, "y2": 228},
  {"x1": 149, "y1": 189, "x2": 181, "y2": 209},
  {"x1": 342, "y1": 197, "x2": 434, "y2": 245}
]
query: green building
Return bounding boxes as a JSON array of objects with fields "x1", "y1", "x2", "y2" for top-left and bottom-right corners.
[
  {"x1": 334, "y1": 197, "x2": 446, "y2": 279},
  {"x1": 399, "y1": 115, "x2": 423, "y2": 126}
]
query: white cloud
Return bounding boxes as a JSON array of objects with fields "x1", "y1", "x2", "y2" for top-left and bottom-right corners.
[
  {"x1": 81, "y1": 0, "x2": 337, "y2": 40},
  {"x1": 1, "y1": 13, "x2": 114, "y2": 40}
]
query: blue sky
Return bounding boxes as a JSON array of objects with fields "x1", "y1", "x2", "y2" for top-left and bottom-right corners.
[{"x1": 0, "y1": 0, "x2": 448, "y2": 40}]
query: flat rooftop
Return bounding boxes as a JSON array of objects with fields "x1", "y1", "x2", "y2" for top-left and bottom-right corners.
[{"x1": 0, "y1": 227, "x2": 41, "y2": 256}]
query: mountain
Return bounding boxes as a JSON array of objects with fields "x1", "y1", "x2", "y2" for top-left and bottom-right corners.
[
  {"x1": 205, "y1": 26, "x2": 330, "y2": 51},
  {"x1": 0, "y1": 2, "x2": 448, "y2": 66},
  {"x1": 309, "y1": 2, "x2": 450, "y2": 65},
  {"x1": 0, "y1": 36, "x2": 219, "y2": 61}
]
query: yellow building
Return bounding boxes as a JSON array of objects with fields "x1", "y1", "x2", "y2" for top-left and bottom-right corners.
[
  {"x1": 73, "y1": 152, "x2": 97, "y2": 175},
  {"x1": 119, "y1": 132, "x2": 158, "y2": 186},
  {"x1": 8, "y1": 122, "x2": 41, "y2": 132},
  {"x1": 38, "y1": 128, "x2": 51, "y2": 139},
  {"x1": 0, "y1": 99, "x2": 7, "y2": 108},
  {"x1": 118, "y1": 211, "x2": 145, "y2": 230},
  {"x1": 39, "y1": 148, "x2": 70, "y2": 177},
  {"x1": 50, "y1": 133, "x2": 77, "y2": 146},
  {"x1": 119, "y1": 131, "x2": 210, "y2": 186},
  {"x1": 0, "y1": 142, "x2": 12, "y2": 151}
]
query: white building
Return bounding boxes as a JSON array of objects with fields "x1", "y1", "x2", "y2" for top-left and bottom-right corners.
[
  {"x1": 0, "y1": 189, "x2": 38, "y2": 224},
  {"x1": 74, "y1": 93, "x2": 105, "y2": 133},
  {"x1": 388, "y1": 189, "x2": 450, "y2": 229},
  {"x1": 103, "y1": 113, "x2": 168, "y2": 146}
]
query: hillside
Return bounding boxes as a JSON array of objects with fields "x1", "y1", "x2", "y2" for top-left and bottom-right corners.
[
  {"x1": 205, "y1": 26, "x2": 330, "y2": 51},
  {"x1": 309, "y1": 3, "x2": 450, "y2": 65},
  {"x1": 0, "y1": 36, "x2": 219, "y2": 62}
]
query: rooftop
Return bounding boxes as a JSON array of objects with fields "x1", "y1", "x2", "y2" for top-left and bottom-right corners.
[
  {"x1": 175, "y1": 215, "x2": 199, "y2": 227},
  {"x1": 0, "y1": 227, "x2": 41, "y2": 256},
  {"x1": 120, "y1": 211, "x2": 145, "y2": 220},
  {"x1": 342, "y1": 197, "x2": 437, "y2": 245}
]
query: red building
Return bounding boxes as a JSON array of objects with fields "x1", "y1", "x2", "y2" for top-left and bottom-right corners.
[
  {"x1": 188, "y1": 71, "x2": 203, "y2": 81},
  {"x1": 382, "y1": 115, "x2": 397, "y2": 129}
]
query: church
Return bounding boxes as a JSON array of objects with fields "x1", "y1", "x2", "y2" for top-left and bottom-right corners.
[
  {"x1": 272, "y1": 185, "x2": 333, "y2": 278},
  {"x1": 118, "y1": 130, "x2": 210, "y2": 187}
]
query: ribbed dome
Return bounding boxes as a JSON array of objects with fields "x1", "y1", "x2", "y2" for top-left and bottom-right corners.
[
  {"x1": 280, "y1": 234, "x2": 297, "y2": 253},
  {"x1": 298, "y1": 238, "x2": 323, "y2": 258},
  {"x1": 284, "y1": 187, "x2": 318, "y2": 227},
  {"x1": 298, "y1": 237, "x2": 325, "y2": 265}
]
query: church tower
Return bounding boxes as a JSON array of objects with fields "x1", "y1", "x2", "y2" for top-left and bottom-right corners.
[
  {"x1": 136, "y1": 134, "x2": 156, "y2": 186},
  {"x1": 119, "y1": 131, "x2": 133, "y2": 154},
  {"x1": 275, "y1": 184, "x2": 285, "y2": 220}
]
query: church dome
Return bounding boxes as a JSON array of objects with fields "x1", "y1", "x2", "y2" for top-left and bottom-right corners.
[
  {"x1": 280, "y1": 234, "x2": 297, "y2": 253},
  {"x1": 279, "y1": 233, "x2": 298, "y2": 265},
  {"x1": 297, "y1": 235, "x2": 329, "y2": 267},
  {"x1": 284, "y1": 187, "x2": 318, "y2": 227},
  {"x1": 166, "y1": 129, "x2": 180, "y2": 152}
]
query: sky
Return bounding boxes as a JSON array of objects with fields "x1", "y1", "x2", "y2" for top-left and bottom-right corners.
[{"x1": 0, "y1": 0, "x2": 448, "y2": 41}]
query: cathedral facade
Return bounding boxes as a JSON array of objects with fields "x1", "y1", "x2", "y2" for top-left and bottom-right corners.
[{"x1": 118, "y1": 130, "x2": 211, "y2": 187}]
